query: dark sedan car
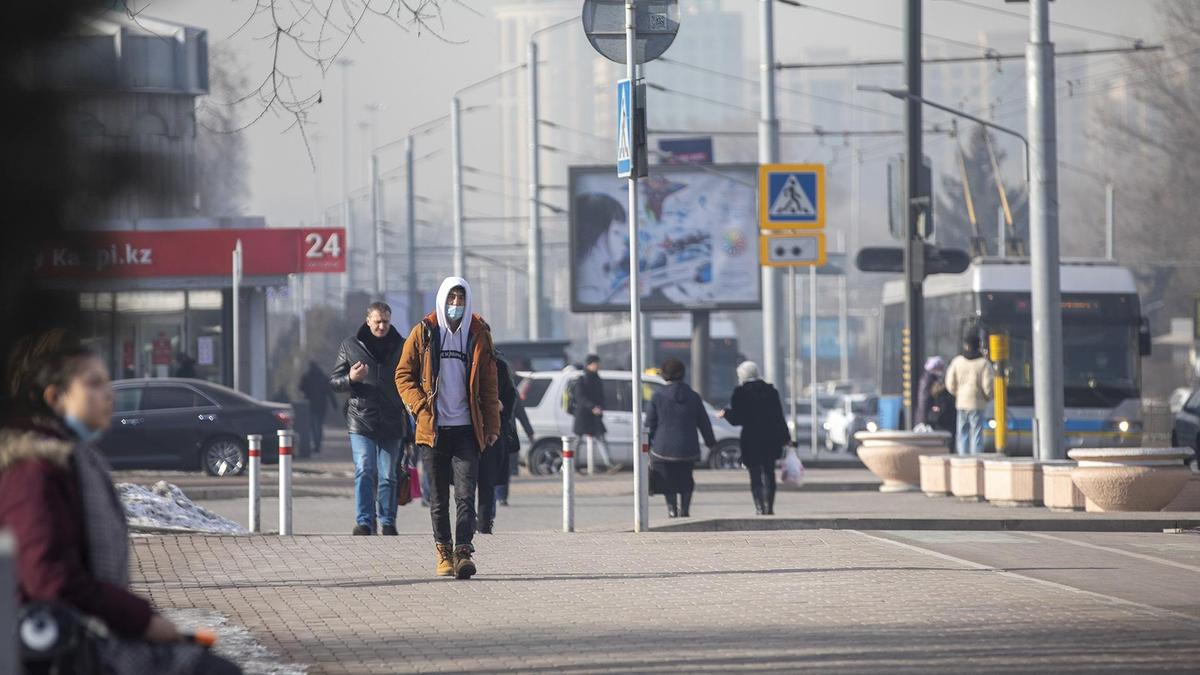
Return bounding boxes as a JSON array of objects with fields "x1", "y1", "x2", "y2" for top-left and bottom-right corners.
[
  {"x1": 1172, "y1": 389, "x2": 1200, "y2": 469},
  {"x1": 101, "y1": 378, "x2": 293, "y2": 476}
]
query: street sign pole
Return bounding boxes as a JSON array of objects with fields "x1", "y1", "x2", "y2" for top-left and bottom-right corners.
[
  {"x1": 625, "y1": 0, "x2": 649, "y2": 534},
  {"x1": 809, "y1": 265, "x2": 818, "y2": 456}
]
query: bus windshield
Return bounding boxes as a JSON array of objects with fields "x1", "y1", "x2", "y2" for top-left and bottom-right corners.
[
  {"x1": 982, "y1": 291, "x2": 1141, "y2": 408},
  {"x1": 999, "y1": 323, "x2": 1139, "y2": 407}
]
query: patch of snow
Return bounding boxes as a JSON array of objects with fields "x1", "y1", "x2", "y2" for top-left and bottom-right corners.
[
  {"x1": 117, "y1": 482, "x2": 247, "y2": 535},
  {"x1": 163, "y1": 608, "x2": 307, "y2": 675}
]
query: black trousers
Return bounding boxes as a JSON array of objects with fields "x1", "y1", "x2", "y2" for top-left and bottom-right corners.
[
  {"x1": 421, "y1": 426, "x2": 480, "y2": 547},
  {"x1": 476, "y1": 444, "x2": 507, "y2": 528},
  {"x1": 746, "y1": 462, "x2": 776, "y2": 508}
]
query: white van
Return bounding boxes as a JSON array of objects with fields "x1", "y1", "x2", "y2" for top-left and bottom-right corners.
[{"x1": 515, "y1": 368, "x2": 742, "y2": 475}]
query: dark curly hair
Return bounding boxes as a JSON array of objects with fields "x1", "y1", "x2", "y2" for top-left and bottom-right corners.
[{"x1": 660, "y1": 358, "x2": 685, "y2": 383}]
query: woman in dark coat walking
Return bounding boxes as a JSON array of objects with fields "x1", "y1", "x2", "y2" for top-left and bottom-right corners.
[
  {"x1": 646, "y1": 358, "x2": 716, "y2": 518},
  {"x1": 0, "y1": 331, "x2": 241, "y2": 675},
  {"x1": 718, "y1": 361, "x2": 792, "y2": 515}
]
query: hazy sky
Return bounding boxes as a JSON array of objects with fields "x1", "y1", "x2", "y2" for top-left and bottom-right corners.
[{"x1": 146, "y1": 0, "x2": 1169, "y2": 228}]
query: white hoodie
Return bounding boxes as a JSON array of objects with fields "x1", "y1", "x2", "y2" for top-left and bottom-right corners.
[{"x1": 434, "y1": 276, "x2": 473, "y2": 426}]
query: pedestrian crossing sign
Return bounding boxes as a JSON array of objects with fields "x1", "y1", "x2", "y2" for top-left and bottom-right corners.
[
  {"x1": 759, "y1": 163, "x2": 825, "y2": 229},
  {"x1": 616, "y1": 78, "x2": 633, "y2": 177}
]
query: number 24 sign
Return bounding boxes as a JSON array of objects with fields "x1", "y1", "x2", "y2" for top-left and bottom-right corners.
[{"x1": 299, "y1": 230, "x2": 345, "y2": 272}]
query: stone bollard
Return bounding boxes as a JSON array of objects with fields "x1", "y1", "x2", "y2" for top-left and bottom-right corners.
[
  {"x1": 561, "y1": 436, "x2": 575, "y2": 533},
  {"x1": 247, "y1": 434, "x2": 262, "y2": 533},
  {"x1": 277, "y1": 429, "x2": 294, "y2": 535}
]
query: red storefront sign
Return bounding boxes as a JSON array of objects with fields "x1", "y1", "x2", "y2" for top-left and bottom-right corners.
[
  {"x1": 34, "y1": 227, "x2": 346, "y2": 278},
  {"x1": 151, "y1": 333, "x2": 173, "y2": 365}
]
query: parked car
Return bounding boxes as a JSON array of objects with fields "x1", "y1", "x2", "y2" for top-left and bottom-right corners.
[
  {"x1": 822, "y1": 394, "x2": 880, "y2": 453},
  {"x1": 1169, "y1": 387, "x2": 1193, "y2": 415},
  {"x1": 785, "y1": 397, "x2": 837, "y2": 449},
  {"x1": 515, "y1": 368, "x2": 742, "y2": 475},
  {"x1": 1171, "y1": 389, "x2": 1200, "y2": 469},
  {"x1": 101, "y1": 378, "x2": 294, "y2": 477}
]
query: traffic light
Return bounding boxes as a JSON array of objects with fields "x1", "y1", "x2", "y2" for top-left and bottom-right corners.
[{"x1": 855, "y1": 245, "x2": 970, "y2": 277}]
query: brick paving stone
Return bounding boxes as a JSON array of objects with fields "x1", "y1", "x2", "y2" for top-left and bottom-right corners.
[{"x1": 129, "y1": 531, "x2": 1200, "y2": 673}]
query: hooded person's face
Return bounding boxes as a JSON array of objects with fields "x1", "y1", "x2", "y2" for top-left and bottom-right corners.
[{"x1": 446, "y1": 287, "x2": 466, "y2": 326}]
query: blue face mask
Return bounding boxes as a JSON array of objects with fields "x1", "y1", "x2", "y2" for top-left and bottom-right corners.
[
  {"x1": 64, "y1": 414, "x2": 103, "y2": 444},
  {"x1": 446, "y1": 304, "x2": 465, "y2": 321}
]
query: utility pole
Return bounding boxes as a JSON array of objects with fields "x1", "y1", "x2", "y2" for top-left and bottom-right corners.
[
  {"x1": 902, "y1": 0, "x2": 924, "y2": 430},
  {"x1": 527, "y1": 39, "x2": 543, "y2": 340},
  {"x1": 1028, "y1": 0, "x2": 1066, "y2": 460},
  {"x1": 337, "y1": 59, "x2": 354, "y2": 291},
  {"x1": 405, "y1": 136, "x2": 420, "y2": 328},
  {"x1": 759, "y1": 0, "x2": 782, "y2": 390},
  {"x1": 838, "y1": 232, "x2": 849, "y2": 383},
  {"x1": 1105, "y1": 183, "x2": 1115, "y2": 260},
  {"x1": 370, "y1": 151, "x2": 383, "y2": 296},
  {"x1": 450, "y1": 96, "x2": 465, "y2": 278}
]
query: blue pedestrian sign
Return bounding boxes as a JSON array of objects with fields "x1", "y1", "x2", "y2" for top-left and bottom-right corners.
[
  {"x1": 759, "y1": 163, "x2": 826, "y2": 229},
  {"x1": 616, "y1": 78, "x2": 633, "y2": 177}
]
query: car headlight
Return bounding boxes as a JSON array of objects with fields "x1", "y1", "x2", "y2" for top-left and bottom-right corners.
[
  {"x1": 866, "y1": 421, "x2": 878, "y2": 432},
  {"x1": 1117, "y1": 420, "x2": 1130, "y2": 433}
]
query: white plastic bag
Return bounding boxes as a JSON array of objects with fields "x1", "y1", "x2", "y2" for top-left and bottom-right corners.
[{"x1": 781, "y1": 447, "x2": 805, "y2": 486}]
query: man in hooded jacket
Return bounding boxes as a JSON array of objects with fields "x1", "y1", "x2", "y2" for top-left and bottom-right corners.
[
  {"x1": 395, "y1": 277, "x2": 500, "y2": 579},
  {"x1": 330, "y1": 302, "x2": 411, "y2": 536}
]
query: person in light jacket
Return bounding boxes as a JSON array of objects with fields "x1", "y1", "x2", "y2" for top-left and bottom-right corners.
[
  {"x1": 646, "y1": 358, "x2": 716, "y2": 518},
  {"x1": 944, "y1": 334, "x2": 995, "y2": 455}
]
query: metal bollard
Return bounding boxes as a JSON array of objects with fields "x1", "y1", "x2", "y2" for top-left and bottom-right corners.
[
  {"x1": 586, "y1": 435, "x2": 595, "y2": 476},
  {"x1": 277, "y1": 429, "x2": 294, "y2": 535},
  {"x1": 1, "y1": 530, "x2": 16, "y2": 675},
  {"x1": 247, "y1": 434, "x2": 262, "y2": 533},
  {"x1": 561, "y1": 436, "x2": 575, "y2": 533}
]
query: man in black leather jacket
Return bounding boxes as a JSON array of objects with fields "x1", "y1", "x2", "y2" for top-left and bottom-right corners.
[{"x1": 330, "y1": 301, "x2": 411, "y2": 535}]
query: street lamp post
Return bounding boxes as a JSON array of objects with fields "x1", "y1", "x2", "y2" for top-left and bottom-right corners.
[{"x1": 450, "y1": 64, "x2": 527, "y2": 282}]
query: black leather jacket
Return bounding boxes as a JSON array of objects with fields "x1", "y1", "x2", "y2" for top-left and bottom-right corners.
[{"x1": 330, "y1": 324, "x2": 411, "y2": 441}]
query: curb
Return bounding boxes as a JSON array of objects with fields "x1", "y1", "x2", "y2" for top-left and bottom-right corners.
[{"x1": 652, "y1": 517, "x2": 1200, "y2": 533}]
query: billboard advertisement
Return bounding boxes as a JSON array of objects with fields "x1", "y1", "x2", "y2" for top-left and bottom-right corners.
[{"x1": 569, "y1": 164, "x2": 760, "y2": 313}]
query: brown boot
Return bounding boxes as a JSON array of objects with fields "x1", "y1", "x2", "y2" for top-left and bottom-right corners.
[
  {"x1": 453, "y1": 545, "x2": 477, "y2": 580},
  {"x1": 435, "y1": 543, "x2": 455, "y2": 577}
]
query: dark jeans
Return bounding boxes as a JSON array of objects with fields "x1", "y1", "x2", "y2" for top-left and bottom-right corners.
[
  {"x1": 421, "y1": 426, "x2": 480, "y2": 547},
  {"x1": 746, "y1": 462, "x2": 776, "y2": 508}
]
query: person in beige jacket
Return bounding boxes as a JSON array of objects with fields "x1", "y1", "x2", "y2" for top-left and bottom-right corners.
[{"x1": 944, "y1": 333, "x2": 995, "y2": 455}]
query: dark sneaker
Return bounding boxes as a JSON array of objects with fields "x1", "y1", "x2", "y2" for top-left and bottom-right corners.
[
  {"x1": 352, "y1": 525, "x2": 372, "y2": 536},
  {"x1": 380, "y1": 524, "x2": 398, "y2": 536},
  {"x1": 454, "y1": 545, "x2": 477, "y2": 579}
]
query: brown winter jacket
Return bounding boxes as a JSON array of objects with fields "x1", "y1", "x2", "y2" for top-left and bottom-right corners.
[{"x1": 394, "y1": 311, "x2": 501, "y2": 451}]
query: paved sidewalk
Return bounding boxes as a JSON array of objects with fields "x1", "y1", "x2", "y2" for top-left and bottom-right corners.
[{"x1": 131, "y1": 530, "x2": 1200, "y2": 673}]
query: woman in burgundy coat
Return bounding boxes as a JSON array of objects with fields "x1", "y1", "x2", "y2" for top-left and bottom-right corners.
[{"x1": 0, "y1": 333, "x2": 240, "y2": 675}]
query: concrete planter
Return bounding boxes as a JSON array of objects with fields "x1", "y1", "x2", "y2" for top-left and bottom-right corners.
[
  {"x1": 949, "y1": 454, "x2": 1003, "y2": 501},
  {"x1": 982, "y1": 458, "x2": 1043, "y2": 507},
  {"x1": 1041, "y1": 461, "x2": 1085, "y2": 511},
  {"x1": 919, "y1": 454, "x2": 954, "y2": 496},
  {"x1": 855, "y1": 431, "x2": 953, "y2": 493},
  {"x1": 1068, "y1": 448, "x2": 1196, "y2": 512},
  {"x1": 1164, "y1": 474, "x2": 1200, "y2": 512}
]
